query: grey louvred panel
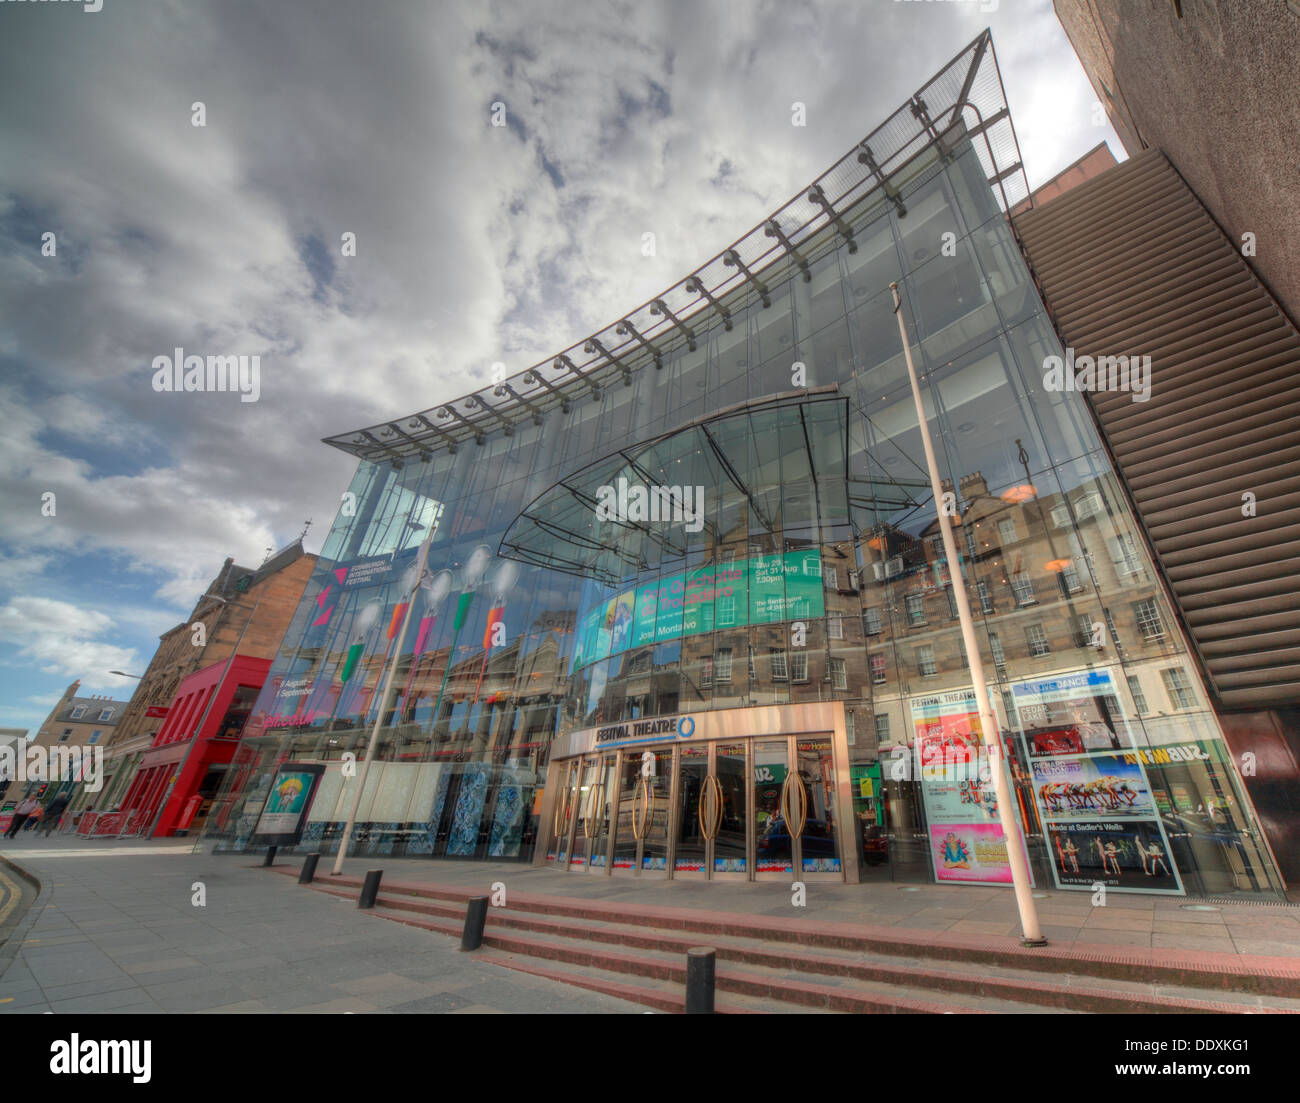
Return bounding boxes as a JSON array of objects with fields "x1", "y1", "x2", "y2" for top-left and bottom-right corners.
[{"x1": 1014, "y1": 149, "x2": 1300, "y2": 710}]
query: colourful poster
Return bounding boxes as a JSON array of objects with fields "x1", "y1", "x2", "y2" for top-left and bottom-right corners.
[
  {"x1": 1047, "y1": 821, "x2": 1181, "y2": 892},
  {"x1": 1030, "y1": 753, "x2": 1155, "y2": 820},
  {"x1": 1010, "y1": 669, "x2": 1131, "y2": 755},
  {"x1": 930, "y1": 823, "x2": 1014, "y2": 884},
  {"x1": 911, "y1": 689, "x2": 1031, "y2": 888},
  {"x1": 251, "y1": 763, "x2": 326, "y2": 846}
]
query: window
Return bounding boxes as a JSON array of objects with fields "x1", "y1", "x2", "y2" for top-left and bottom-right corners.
[
  {"x1": 1074, "y1": 614, "x2": 1096, "y2": 648},
  {"x1": 846, "y1": 711, "x2": 855, "y2": 746},
  {"x1": 906, "y1": 594, "x2": 926, "y2": 625},
  {"x1": 989, "y1": 632, "x2": 1006, "y2": 672},
  {"x1": 863, "y1": 608, "x2": 883, "y2": 636},
  {"x1": 1025, "y1": 623, "x2": 1050, "y2": 657},
  {"x1": 807, "y1": 558, "x2": 823, "y2": 579},
  {"x1": 829, "y1": 658, "x2": 847, "y2": 690},
  {"x1": 715, "y1": 648, "x2": 733, "y2": 683},
  {"x1": 872, "y1": 556, "x2": 903, "y2": 581},
  {"x1": 1073, "y1": 491, "x2": 1105, "y2": 521},
  {"x1": 827, "y1": 613, "x2": 844, "y2": 640},
  {"x1": 70, "y1": 706, "x2": 86, "y2": 720},
  {"x1": 700, "y1": 603, "x2": 715, "y2": 632},
  {"x1": 1133, "y1": 598, "x2": 1166, "y2": 641},
  {"x1": 1011, "y1": 572, "x2": 1036, "y2": 606},
  {"x1": 977, "y1": 580, "x2": 994, "y2": 614},
  {"x1": 946, "y1": 587, "x2": 959, "y2": 619},
  {"x1": 1104, "y1": 608, "x2": 1121, "y2": 647},
  {"x1": 874, "y1": 713, "x2": 891, "y2": 740},
  {"x1": 98, "y1": 709, "x2": 115, "y2": 721},
  {"x1": 718, "y1": 593, "x2": 737, "y2": 626},
  {"x1": 1058, "y1": 563, "x2": 1083, "y2": 595},
  {"x1": 1162, "y1": 667, "x2": 1196, "y2": 710},
  {"x1": 748, "y1": 646, "x2": 757, "y2": 680},
  {"x1": 1127, "y1": 675, "x2": 1149, "y2": 714},
  {"x1": 58, "y1": 729, "x2": 72, "y2": 743},
  {"x1": 870, "y1": 654, "x2": 887, "y2": 685},
  {"x1": 998, "y1": 518, "x2": 1017, "y2": 545},
  {"x1": 700, "y1": 657, "x2": 714, "y2": 688},
  {"x1": 88, "y1": 730, "x2": 103, "y2": 745},
  {"x1": 917, "y1": 645, "x2": 937, "y2": 677},
  {"x1": 770, "y1": 648, "x2": 788, "y2": 681},
  {"x1": 848, "y1": 570, "x2": 859, "y2": 591},
  {"x1": 789, "y1": 650, "x2": 809, "y2": 682},
  {"x1": 824, "y1": 567, "x2": 838, "y2": 590},
  {"x1": 1050, "y1": 504, "x2": 1072, "y2": 528},
  {"x1": 791, "y1": 596, "x2": 812, "y2": 619},
  {"x1": 1110, "y1": 533, "x2": 1143, "y2": 577}
]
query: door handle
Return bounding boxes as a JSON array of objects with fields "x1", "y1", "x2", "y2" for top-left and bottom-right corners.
[
  {"x1": 582, "y1": 783, "x2": 601, "y2": 839},
  {"x1": 699, "y1": 775, "x2": 723, "y2": 841},
  {"x1": 632, "y1": 777, "x2": 651, "y2": 840},
  {"x1": 781, "y1": 772, "x2": 807, "y2": 840}
]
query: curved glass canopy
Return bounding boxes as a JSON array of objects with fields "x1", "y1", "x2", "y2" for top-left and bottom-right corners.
[{"x1": 499, "y1": 389, "x2": 849, "y2": 587}]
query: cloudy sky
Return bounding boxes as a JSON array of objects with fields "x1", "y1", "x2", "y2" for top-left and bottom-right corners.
[{"x1": 0, "y1": 0, "x2": 1118, "y2": 735}]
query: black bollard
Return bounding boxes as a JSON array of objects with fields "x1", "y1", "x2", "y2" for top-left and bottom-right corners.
[
  {"x1": 262, "y1": 845, "x2": 278, "y2": 867},
  {"x1": 685, "y1": 947, "x2": 716, "y2": 1014},
  {"x1": 299, "y1": 852, "x2": 321, "y2": 884},
  {"x1": 358, "y1": 868, "x2": 383, "y2": 909},
  {"x1": 460, "y1": 896, "x2": 489, "y2": 951}
]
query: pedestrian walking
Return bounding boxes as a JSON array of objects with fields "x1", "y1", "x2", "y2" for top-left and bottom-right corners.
[
  {"x1": 39, "y1": 792, "x2": 71, "y2": 837},
  {"x1": 4, "y1": 796, "x2": 41, "y2": 839}
]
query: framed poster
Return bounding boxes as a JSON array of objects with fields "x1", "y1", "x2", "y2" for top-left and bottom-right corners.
[{"x1": 251, "y1": 763, "x2": 326, "y2": 847}]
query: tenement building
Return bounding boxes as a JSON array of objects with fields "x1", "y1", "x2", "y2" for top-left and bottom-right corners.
[{"x1": 203, "y1": 32, "x2": 1285, "y2": 897}]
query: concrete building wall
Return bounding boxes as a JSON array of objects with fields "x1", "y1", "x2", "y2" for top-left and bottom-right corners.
[{"x1": 1054, "y1": 0, "x2": 1300, "y2": 324}]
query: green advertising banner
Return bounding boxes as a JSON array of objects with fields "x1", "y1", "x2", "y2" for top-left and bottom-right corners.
[{"x1": 571, "y1": 549, "x2": 825, "y2": 672}]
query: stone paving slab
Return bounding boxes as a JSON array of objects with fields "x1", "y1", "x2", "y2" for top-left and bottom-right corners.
[{"x1": 0, "y1": 837, "x2": 648, "y2": 1014}]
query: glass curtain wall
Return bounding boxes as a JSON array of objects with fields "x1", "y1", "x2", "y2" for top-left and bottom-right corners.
[{"x1": 202, "y1": 137, "x2": 1281, "y2": 897}]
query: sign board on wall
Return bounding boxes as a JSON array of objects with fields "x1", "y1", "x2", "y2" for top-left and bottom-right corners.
[{"x1": 250, "y1": 763, "x2": 326, "y2": 847}]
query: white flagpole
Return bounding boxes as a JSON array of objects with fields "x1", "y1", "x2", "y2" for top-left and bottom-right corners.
[{"x1": 890, "y1": 281, "x2": 1045, "y2": 946}]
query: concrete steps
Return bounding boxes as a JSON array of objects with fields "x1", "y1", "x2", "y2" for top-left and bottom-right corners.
[{"x1": 277, "y1": 869, "x2": 1300, "y2": 1014}]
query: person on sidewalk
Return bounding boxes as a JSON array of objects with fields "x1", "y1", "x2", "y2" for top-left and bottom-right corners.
[
  {"x1": 38, "y1": 793, "x2": 71, "y2": 837},
  {"x1": 4, "y1": 796, "x2": 41, "y2": 839}
]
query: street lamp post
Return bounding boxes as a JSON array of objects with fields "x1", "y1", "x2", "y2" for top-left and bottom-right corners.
[{"x1": 890, "y1": 281, "x2": 1045, "y2": 946}]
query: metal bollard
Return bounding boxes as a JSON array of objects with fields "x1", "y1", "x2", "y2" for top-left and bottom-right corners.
[
  {"x1": 299, "y1": 852, "x2": 321, "y2": 884},
  {"x1": 685, "y1": 947, "x2": 716, "y2": 1014},
  {"x1": 358, "y1": 868, "x2": 383, "y2": 909},
  {"x1": 460, "y1": 896, "x2": 490, "y2": 951},
  {"x1": 262, "y1": 845, "x2": 278, "y2": 867}
]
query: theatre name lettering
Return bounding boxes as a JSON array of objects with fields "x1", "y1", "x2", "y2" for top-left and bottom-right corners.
[{"x1": 595, "y1": 718, "x2": 681, "y2": 745}]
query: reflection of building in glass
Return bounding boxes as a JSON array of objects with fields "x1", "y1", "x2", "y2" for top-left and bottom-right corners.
[{"x1": 202, "y1": 31, "x2": 1284, "y2": 898}]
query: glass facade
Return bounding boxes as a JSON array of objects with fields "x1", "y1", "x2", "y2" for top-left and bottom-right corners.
[{"x1": 203, "y1": 132, "x2": 1282, "y2": 897}]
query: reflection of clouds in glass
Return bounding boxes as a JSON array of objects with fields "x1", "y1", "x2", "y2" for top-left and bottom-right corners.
[
  {"x1": 462, "y1": 545, "x2": 492, "y2": 589},
  {"x1": 488, "y1": 558, "x2": 519, "y2": 600},
  {"x1": 422, "y1": 569, "x2": 454, "y2": 608},
  {"x1": 353, "y1": 599, "x2": 383, "y2": 638}
]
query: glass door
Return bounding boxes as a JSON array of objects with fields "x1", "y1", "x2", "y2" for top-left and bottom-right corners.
[
  {"x1": 568, "y1": 756, "x2": 601, "y2": 869},
  {"x1": 711, "y1": 741, "x2": 750, "y2": 879},
  {"x1": 611, "y1": 754, "x2": 641, "y2": 872},
  {"x1": 673, "y1": 744, "x2": 710, "y2": 877},
  {"x1": 794, "y1": 738, "x2": 842, "y2": 878},
  {"x1": 754, "y1": 739, "x2": 794, "y2": 878},
  {"x1": 548, "y1": 759, "x2": 580, "y2": 867},
  {"x1": 586, "y1": 753, "x2": 617, "y2": 873},
  {"x1": 639, "y1": 747, "x2": 673, "y2": 877}
]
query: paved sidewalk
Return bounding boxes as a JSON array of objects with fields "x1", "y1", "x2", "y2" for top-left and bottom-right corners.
[
  {"x1": 313, "y1": 853, "x2": 1300, "y2": 960},
  {"x1": 0, "y1": 837, "x2": 645, "y2": 1014}
]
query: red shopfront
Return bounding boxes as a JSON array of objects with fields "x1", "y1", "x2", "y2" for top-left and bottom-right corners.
[{"x1": 117, "y1": 655, "x2": 270, "y2": 837}]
